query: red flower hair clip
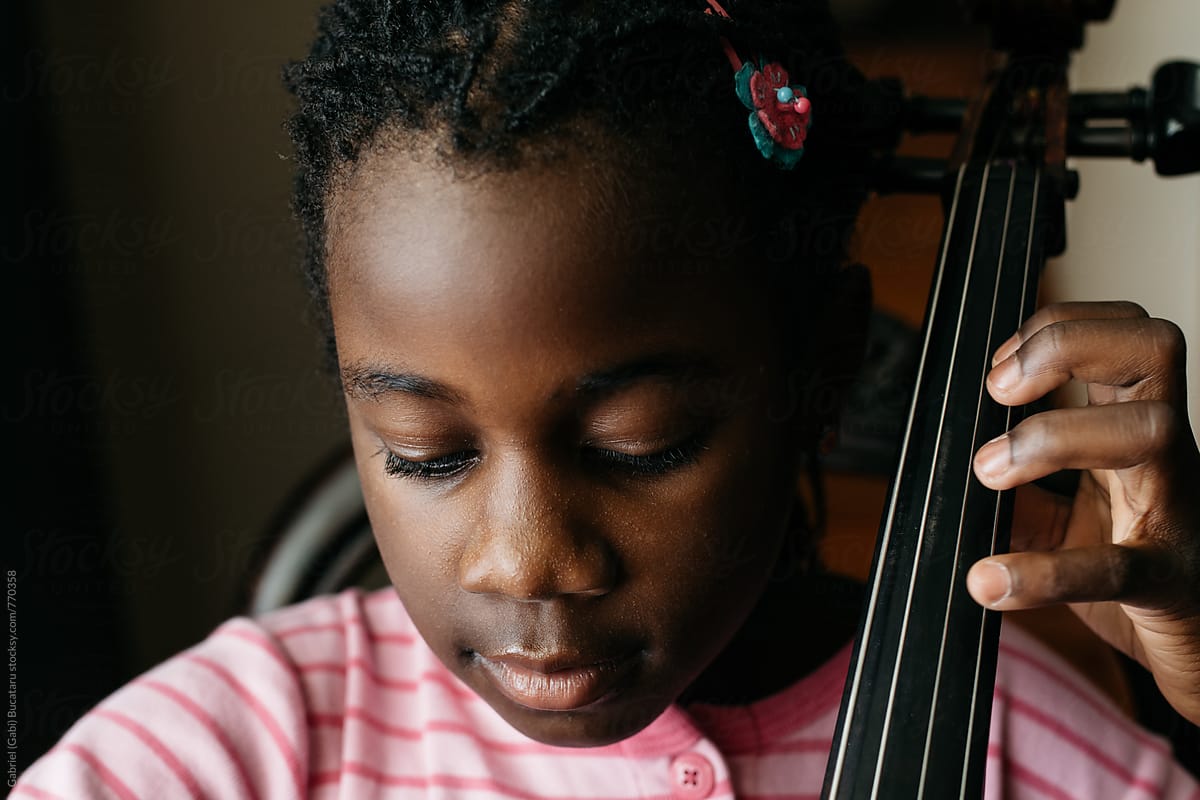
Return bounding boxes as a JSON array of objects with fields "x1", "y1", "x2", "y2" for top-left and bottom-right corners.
[{"x1": 704, "y1": 0, "x2": 813, "y2": 170}]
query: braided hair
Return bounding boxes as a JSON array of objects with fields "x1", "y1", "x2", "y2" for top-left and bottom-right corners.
[{"x1": 282, "y1": 0, "x2": 870, "y2": 376}]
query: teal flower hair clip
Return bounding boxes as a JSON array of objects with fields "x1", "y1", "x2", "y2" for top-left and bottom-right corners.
[
  {"x1": 734, "y1": 60, "x2": 812, "y2": 169},
  {"x1": 704, "y1": 0, "x2": 813, "y2": 170}
]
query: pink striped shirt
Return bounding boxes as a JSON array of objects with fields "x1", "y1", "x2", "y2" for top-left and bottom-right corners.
[{"x1": 13, "y1": 587, "x2": 1199, "y2": 799}]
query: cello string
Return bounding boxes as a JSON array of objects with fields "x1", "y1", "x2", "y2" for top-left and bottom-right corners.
[
  {"x1": 957, "y1": 166, "x2": 1043, "y2": 798},
  {"x1": 916, "y1": 163, "x2": 1018, "y2": 799},
  {"x1": 951, "y1": 164, "x2": 1023, "y2": 796},
  {"x1": 822, "y1": 162, "x2": 969, "y2": 798},
  {"x1": 868, "y1": 160, "x2": 995, "y2": 800}
]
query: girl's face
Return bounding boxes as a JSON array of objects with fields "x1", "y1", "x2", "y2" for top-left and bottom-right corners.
[{"x1": 327, "y1": 150, "x2": 810, "y2": 747}]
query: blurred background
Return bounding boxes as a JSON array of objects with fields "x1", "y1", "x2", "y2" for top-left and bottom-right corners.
[{"x1": 6, "y1": 0, "x2": 1198, "y2": 776}]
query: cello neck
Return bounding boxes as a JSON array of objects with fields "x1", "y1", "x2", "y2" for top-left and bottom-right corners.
[{"x1": 821, "y1": 160, "x2": 1052, "y2": 799}]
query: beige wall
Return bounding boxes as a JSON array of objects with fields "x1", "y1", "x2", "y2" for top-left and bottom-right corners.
[{"x1": 1047, "y1": 1, "x2": 1200, "y2": 425}]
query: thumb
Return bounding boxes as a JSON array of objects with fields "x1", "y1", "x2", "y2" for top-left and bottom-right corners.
[{"x1": 965, "y1": 545, "x2": 1178, "y2": 611}]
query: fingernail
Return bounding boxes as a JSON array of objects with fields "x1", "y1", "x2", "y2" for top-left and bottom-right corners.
[
  {"x1": 992, "y1": 334, "x2": 1020, "y2": 367},
  {"x1": 989, "y1": 354, "x2": 1021, "y2": 392},
  {"x1": 974, "y1": 561, "x2": 1013, "y2": 608},
  {"x1": 975, "y1": 434, "x2": 1011, "y2": 478}
]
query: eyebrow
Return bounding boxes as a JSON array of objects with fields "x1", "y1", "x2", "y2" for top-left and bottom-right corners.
[
  {"x1": 341, "y1": 365, "x2": 465, "y2": 404},
  {"x1": 340, "y1": 354, "x2": 718, "y2": 404},
  {"x1": 573, "y1": 354, "x2": 718, "y2": 396}
]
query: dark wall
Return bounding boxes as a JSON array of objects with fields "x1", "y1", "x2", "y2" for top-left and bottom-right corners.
[{"x1": 7, "y1": 0, "x2": 345, "y2": 771}]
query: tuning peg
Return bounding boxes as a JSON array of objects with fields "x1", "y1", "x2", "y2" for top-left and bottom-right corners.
[
  {"x1": 1147, "y1": 61, "x2": 1200, "y2": 176},
  {"x1": 1068, "y1": 60, "x2": 1200, "y2": 176}
]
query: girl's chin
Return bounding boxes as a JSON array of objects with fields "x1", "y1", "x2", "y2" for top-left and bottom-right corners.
[{"x1": 487, "y1": 687, "x2": 673, "y2": 749}]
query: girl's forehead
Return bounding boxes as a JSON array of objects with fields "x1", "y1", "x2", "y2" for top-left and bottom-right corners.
[
  {"x1": 330, "y1": 147, "x2": 622, "y2": 234},
  {"x1": 325, "y1": 148, "x2": 757, "y2": 305},
  {"x1": 323, "y1": 151, "x2": 781, "y2": 398}
]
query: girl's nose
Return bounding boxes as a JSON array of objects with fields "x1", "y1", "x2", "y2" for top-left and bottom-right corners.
[{"x1": 457, "y1": 457, "x2": 617, "y2": 602}]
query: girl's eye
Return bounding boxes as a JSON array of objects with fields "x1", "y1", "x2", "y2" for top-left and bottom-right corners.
[
  {"x1": 587, "y1": 433, "x2": 709, "y2": 477},
  {"x1": 376, "y1": 432, "x2": 710, "y2": 482},
  {"x1": 380, "y1": 449, "x2": 479, "y2": 481}
]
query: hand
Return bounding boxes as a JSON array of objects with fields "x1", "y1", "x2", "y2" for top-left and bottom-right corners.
[{"x1": 965, "y1": 301, "x2": 1200, "y2": 726}]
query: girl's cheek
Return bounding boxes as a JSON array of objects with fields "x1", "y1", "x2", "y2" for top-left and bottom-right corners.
[
  {"x1": 369, "y1": 491, "x2": 463, "y2": 568},
  {"x1": 632, "y1": 475, "x2": 782, "y2": 590}
]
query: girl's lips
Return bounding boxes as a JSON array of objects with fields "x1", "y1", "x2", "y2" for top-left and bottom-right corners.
[{"x1": 477, "y1": 652, "x2": 637, "y2": 711}]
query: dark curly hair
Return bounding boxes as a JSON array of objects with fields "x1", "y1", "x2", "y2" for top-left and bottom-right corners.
[{"x1": 282, "y1": 0, "x2": 870, "y2": 378}]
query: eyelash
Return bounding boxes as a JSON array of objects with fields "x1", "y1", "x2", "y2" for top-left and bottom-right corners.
[
  {"x1": 377, "y1": 435, "x2": 708, "y2": 482},
  {"x1": 585, "y1": 436, "x2": 707, "y2": 476},
  {"x1": 381, "y1": 449, "x2": 480, "y2": 481}
]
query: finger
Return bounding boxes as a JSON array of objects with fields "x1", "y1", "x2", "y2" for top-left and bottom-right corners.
[
  {"x1": 987, "y1": 317, "x2": 1187, "y2": 407},
  {"x1": 974, "y1": 401, "x2": 1180, "y2": 490},
  {"x1": 966, "y1": 544, "x2": 1180, "y2": 611},
  {"x1": 992, "y1": 300, "x2": 1148, "y2": 364}
]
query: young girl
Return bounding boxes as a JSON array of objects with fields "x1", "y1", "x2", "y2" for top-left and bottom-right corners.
[{"x1": 14, "y1": 0, "x2": 1200, "y2": 797}]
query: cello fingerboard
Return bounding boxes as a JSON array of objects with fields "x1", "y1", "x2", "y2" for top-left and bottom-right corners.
[{"x1": 822, "y1": 161, "x2": 1050, "y2": 800}]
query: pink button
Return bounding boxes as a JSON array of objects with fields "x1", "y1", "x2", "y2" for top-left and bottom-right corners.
[{"x1": 670, "y1": 752, "x2": 715, "y2": 799}]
